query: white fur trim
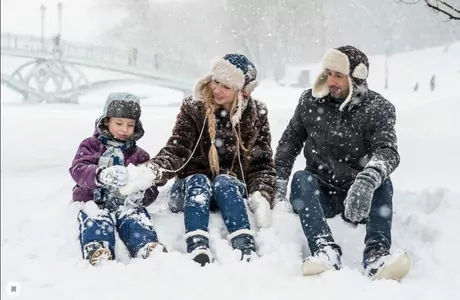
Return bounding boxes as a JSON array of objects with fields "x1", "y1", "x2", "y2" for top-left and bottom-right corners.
[
  {"x1": 243, "y1": 80, "x2": 258, "y2": 94},
  {"x1": 193, "y1": 74, "x2": 212, "y2": 102},
  {"x1": 184, "y1": 230, "x2": 210, "y2": 239},
  {"x1": 190, "y1": 247, "x2": 213, "y2": 261},
  {"x1": 312, "y1": 70, "x2": 330, "y2": 98},
  {"x1": 231, "y1": 92, "x2": 244, "y2": 127},
  {"x1": 322, "y1": 49, "x2": 350, "y2": 75},
  {"x1": 352, "y1": 63, "x2": 368, "y2": 80},
  {"x1": 339, "y1": 76, "x2": 354, "y2": 111},
  {"x1": 211, "y1": 58, "x2": 245, "y2": 91},
  {"x1": 227, "y1": 228, "x2": 255, "y2": 241}
]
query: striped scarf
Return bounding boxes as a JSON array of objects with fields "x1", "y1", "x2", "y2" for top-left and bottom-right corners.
[{"x1": 94, "y1": 136, "x2": 134, "y2": 211}]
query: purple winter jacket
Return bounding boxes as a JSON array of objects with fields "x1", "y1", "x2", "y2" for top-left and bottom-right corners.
[{"x1": 69, "y1": 134, "x2": 159, "y2": 206}]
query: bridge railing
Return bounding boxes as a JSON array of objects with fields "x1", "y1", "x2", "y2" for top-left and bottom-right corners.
[{"x1": 1, "y1": 33, "x2": 205, "y2": 79}]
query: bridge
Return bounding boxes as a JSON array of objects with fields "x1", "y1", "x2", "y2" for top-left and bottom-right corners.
[{"x1": 1, "y1": 33, "x2": 203, "y2": 103}]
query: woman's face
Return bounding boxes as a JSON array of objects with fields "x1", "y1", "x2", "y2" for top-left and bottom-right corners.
[{"x1": 211, "y1": 80, "x2": 236, "y2": 110}]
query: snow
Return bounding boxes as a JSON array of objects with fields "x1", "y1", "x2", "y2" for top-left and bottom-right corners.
[{"x1": 2, "y1": 45, "x2": 460, "y2": 299}]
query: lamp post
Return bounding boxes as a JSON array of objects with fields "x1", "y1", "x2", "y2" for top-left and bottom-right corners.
[
  {"x1": 40, "y1": 4, "x2": 46, "y2": 47},
  {"x1": 57, "y1": 2, "x2": 63, "y2": 37}
]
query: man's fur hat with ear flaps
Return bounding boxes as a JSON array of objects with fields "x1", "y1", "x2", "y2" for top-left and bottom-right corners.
[
  {"x1": 312, "y1": 45, "x2": 370, "y2": 111},
  {"x1": 193, "y1": 53, "x2": 258, "y2": 127}
]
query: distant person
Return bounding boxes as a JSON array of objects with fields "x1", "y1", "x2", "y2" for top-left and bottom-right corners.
[
  {"x1": 430, "y1": 74, "x2": 436, "y2": 92},
  {"x1": 274, "y1": 45, "x2": 411, "y2": 280},
  {"x1": 69, "y1": 92, "x2": 166, "y2": 266},
  {"x1": 52, "y1": 34, "x2": 63, "y2": 59},
  {"x1": 118, "y1": 54, "x2": 276, "y2": 266}
]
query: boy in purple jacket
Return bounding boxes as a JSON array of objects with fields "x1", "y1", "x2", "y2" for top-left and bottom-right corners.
[{"x1": 70, "y1": 92, "x2": 166, "y2": 266}]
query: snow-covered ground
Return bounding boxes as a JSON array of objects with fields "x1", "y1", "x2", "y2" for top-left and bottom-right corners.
[{"x1": 2, "y1": 44, "x2": 460, "y2": 299}]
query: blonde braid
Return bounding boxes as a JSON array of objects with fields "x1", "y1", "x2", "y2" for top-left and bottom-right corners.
[{"x1": 203, "y1": 84, "x2": 220, "y2": 176}]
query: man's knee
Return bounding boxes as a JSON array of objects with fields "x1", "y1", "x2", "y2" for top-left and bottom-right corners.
[
  {"x1": 292, "y1": 170, "x2": 317, "y2": 189},
  {"x1": 290, "y1": 170, "x2": 320, "y2": 210}
]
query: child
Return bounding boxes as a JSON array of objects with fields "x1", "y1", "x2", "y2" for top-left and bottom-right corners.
[{"x1": 69, "y1": 92, "x2": 166, "y2": 266}]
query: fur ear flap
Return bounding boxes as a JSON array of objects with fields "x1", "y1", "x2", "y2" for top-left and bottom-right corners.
[
  {"x1": 193, "y1": 75, "x2": 213, "y2": 102},
  {"x1": 352, "y1": 63, "x2": 368, "y2": 80},
  {"x1": 243, "y1": 80, "x2": 258, "y2": 94},
  {"x1": 312, "y1": 70, "x2": 330, "y2": 98}
]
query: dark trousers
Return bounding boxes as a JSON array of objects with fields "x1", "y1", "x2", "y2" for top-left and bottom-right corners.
[{"x1": 290, "y1": 170, "x2": 393, "y2": 261}]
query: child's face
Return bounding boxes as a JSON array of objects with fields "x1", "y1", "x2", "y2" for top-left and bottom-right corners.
[{"x1": 106, "y1": 117, "x2": 136, "y2": 141}]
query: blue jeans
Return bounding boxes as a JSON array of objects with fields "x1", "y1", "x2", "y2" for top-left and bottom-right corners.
[
  {"x1": 290, "y1": 170, "x2": 393, "y2": 261},
  {"x1": 169, "y1": 174, "x2": 255, "y2": 253},
  {"x1": 78, "y1": 205, "x2": 159, "y2": 259}
]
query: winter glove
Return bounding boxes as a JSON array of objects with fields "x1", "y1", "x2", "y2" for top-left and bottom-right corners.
[
  {"x1": 98, "y1": 165, "x2": 128, "y2": 187},
  {"x1": 344, "y1": 168, "x2": 382, "y2": 223},
  {"x1": 247, "y1": 191, "x2": 272, "y2": 228},
  {"x1": 274, "y1": 178, "x2": 288, "y2": 203},
  {"x1": 119, "y1": 163, "x2": 161, "y2": 196},
  {"x1": 124, "y1": 190, "x2": 146, "y2": 206}
]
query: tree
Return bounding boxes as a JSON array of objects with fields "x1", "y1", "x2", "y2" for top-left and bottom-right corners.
[{"x1": 396, "y1": 0, "x2": 460, "y2": 20}]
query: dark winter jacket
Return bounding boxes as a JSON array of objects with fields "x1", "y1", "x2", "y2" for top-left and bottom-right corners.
[
  {"x1": 275, "y1": 89, "x2": 400, "y2": 192},
  {"x1": 151, "y1": 96, "x2": 277, "y2": 206}
]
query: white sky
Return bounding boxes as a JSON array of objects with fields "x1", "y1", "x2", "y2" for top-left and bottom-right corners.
[{"x1": 1, "y1": 0, "x2": 122, "y2": 42}]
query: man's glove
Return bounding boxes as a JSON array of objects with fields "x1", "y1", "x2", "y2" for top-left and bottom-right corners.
[{"x1": 344, "y1": 168, "x2": 382, "y2": 223}]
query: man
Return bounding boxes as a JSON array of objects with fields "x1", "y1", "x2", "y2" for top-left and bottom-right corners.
[{"x1": 274, "y1": 45, "x2": 411, "y2": 280}]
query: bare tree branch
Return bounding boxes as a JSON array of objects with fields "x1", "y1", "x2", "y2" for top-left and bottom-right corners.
[
  {"x1": 397, "y1": 0, "x2": 460, "y2": 20},
  {"x1": 424, "y1": 0, "x2": 460, "y2": 19}
]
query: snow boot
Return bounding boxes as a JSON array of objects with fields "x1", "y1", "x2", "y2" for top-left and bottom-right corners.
[
  {"x1": 185, "y1": 230, "x2": 213, "y2": 267},
  {"x1": 363, "y1": 248, "x2": 412, "y2": 281},
  {"x1": 84, "y1": 241, "x2": 113, "y2": 266},
  {"x1": 190, "y1": 247, "x2": 213, "y2": 266},
  {"x1": 301, "y1": 246, "x2": 342, "y2": 276},
  {"x1": 229, "y1": 229, "x2": 257, "y2": 262},
  {"x1": 240, "y1": 248, "x2": 258, "y2": 262},
  {"x1": 137, "y1": 242, "x2": 168, "y2": 259}
]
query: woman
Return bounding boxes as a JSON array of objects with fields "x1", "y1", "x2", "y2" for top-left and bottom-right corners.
[{"x1": 120, "y1": 54, "x2": 276, "y2": 266}]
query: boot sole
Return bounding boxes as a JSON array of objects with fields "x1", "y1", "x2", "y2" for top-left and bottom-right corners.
[
  {"x1": 301, "y1": 260, "x2": 330, "y2": 276},
  {"x1": 143, "y1": 242, "x2": 168, "y2": 259},
  {"x1": 193, "y1": 253, "x2": 211, "y2": 267},
  {"x1": 371, "y1": 252, "x2": 412, "y2": 281},
  {"x1": 89, "y1": 248, "x2": 112, "y2": 266}
]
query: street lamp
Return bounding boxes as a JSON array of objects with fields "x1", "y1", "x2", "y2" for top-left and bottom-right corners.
[
  {"x1": 40, "y1": 5, "x2": 46, "y2": 46},
  {"x1": 57, "y1": 2, "x2": 63, "y2": 37}
]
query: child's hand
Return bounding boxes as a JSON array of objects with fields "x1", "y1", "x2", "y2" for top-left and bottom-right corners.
[{"x1": 98, "y1": 165, "x2": 128, "y2": 187}]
